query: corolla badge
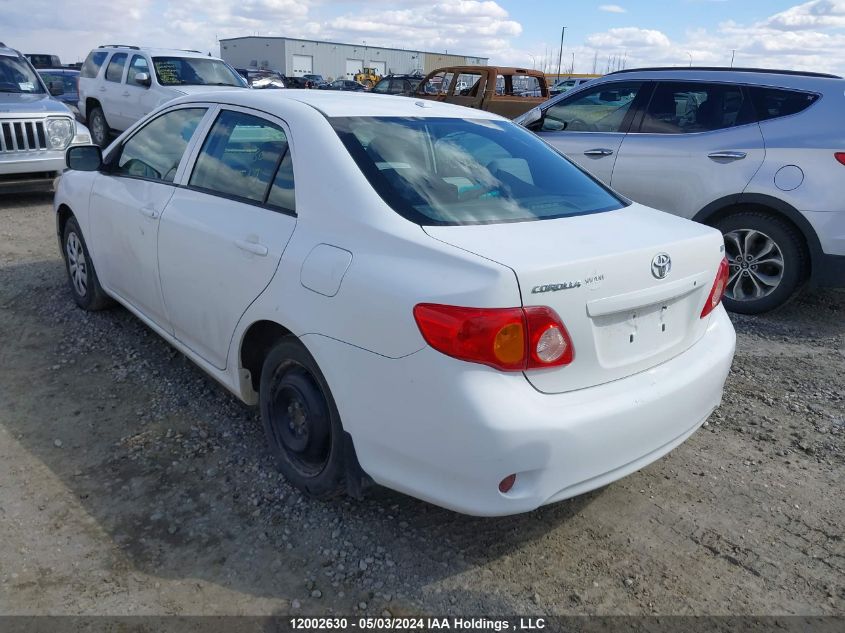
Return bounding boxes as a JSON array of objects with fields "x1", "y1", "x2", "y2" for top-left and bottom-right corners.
[
  {"x1": 651, "y1": 253, "x2": 672, "y2": 279},
  {"x1": 531, "y1": 281, "x2": 581, "y2": 294}
]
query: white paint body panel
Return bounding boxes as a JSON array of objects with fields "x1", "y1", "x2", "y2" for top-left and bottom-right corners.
[{"x1": 55, "y1": 90, "x2": 736, "y2": 516}]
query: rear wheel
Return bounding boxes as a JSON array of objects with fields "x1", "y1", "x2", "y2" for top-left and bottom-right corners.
[
  {"x1": 259, "y1": 338, "x2": 346, "y2": 498},
  {"x1": 88, "y1": 106, "x2": 109, "y2": 147},
  {"x1": 713, "y1": 211, "x2": 807, "y2": 314}
]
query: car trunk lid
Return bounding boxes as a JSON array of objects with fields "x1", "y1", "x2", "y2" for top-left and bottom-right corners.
[{"x1": 423, "y1": 204, "x2": 726, "y2": 393}]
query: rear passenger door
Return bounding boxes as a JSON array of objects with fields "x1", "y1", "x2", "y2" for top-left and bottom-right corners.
[
  {"x1": 157, "y1": 107, "x2": 297, "y2": 370},
  {"x1": 535, "y1": 81, "x2": 646, "y2": 185},
  {"x1": 100, "y1": 52, "x2": 129, "y2": 130},
  {"x1": 611, "y1": 81, "x2": 766, "y2": 218}
]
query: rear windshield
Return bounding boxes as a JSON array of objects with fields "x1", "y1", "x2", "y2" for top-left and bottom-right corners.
[
  {"x1": 331, "y1": 117, "x2": 625, "y2": 225},
  {"x1": 80, "y1": 51, "x2": 107, "y2": 78}
]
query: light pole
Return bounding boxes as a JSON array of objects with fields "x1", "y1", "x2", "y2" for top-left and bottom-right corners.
[
  {"x1": 528, "y1": 53, "x2": 536, "y2": 69},
  {"x1": 730, "y1": 49, "x2": 736, "y2": 68},
  {"x1": 557, "y1": 27, "x2": 566, "y2": 81},
  {"x1": 687, "y1": 52, "x2": 693, "y2": 67}
]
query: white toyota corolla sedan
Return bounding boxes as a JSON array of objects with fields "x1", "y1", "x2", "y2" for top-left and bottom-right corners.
[{"x1": 55, "y1": 90, "x2": 736, "y2": 516}]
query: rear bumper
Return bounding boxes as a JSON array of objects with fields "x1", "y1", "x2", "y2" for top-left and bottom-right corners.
[{"x1": 303, "y1": 307, "x2": 736, "y2": 516}]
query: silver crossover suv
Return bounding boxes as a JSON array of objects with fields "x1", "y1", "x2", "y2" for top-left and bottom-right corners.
[{"x1": 517, "y1": 67, "x2": 845, "y2": 313}]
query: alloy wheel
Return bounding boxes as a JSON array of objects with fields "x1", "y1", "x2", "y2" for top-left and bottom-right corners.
[
  {"x1": 66, "y1": 232, "x2": 88, "y2": 297},
  {"x1": 723, "y1": 228, "x2": 785, "y2": 302},
  {"x1": 90, "y1": 113, "x2": 106, "y2": 145}
]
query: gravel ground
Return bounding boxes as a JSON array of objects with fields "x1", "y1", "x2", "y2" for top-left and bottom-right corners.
[{"x1": 0, "y1": 193, "x2": 842, "y2": 616}]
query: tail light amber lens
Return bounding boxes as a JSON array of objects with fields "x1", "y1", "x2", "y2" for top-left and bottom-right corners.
[{"x1": 414, "y1": 303, "x2": 573, "y2": 371}]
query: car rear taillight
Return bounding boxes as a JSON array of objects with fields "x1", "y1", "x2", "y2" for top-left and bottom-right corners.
[
  {"x1": 700, "y1": 257, "x2": 730, "y2": 318},
  {"x1": 835, "y1": 152, "x2": 845, "y2": 166},
  {"x1": 413, "y1": 303, "x2": 573, "y2": 371}
]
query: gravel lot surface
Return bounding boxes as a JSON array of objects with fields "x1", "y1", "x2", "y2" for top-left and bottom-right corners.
[{"x1": 0, "y1": 193, "x2": 842, "y2": 616}]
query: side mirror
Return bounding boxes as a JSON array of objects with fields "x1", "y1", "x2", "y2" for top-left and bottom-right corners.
[
  {"x1": 66, "y1": 145, "x2": 103, "y2": 171},
  {"x1": 134, "y1": 72, "x2": 151, "y2": 87},
  {"x1": 519, "y1": 107, "x2": 543, "y2": 130},
  {"x1": 48, "y1": 80, "x2": 64, "y2": 96}
]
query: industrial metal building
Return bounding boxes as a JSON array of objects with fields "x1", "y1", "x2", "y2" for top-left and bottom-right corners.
[{"x1": 219, "y1": 36, "x2": 488, "y2": 80}]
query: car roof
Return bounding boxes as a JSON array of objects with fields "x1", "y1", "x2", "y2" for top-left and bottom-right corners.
[
  {"x1": 173, "y1": 89, "x2": 505, "y2": 120},
  {"x1": 429, "y1": 65, "x2": 544, "y2": 78},
  {"x1": 93, "y1": 45, "x2": 220, "y2": 60},
  {"x1": 0, "y1": 44, "x2": 22, "y2": 58},
  {"x1": 600, "y1": 66, "x2": 843, "y2": 90}
]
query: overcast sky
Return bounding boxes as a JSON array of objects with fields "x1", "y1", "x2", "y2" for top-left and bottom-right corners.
[{"x1": 6, "y1": 0, "x2": 845, "y2": 75}]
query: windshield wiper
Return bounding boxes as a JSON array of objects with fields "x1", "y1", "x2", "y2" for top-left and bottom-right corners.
[{"x1": 0, "y1": 87, "x2": 24, "y2": 93}]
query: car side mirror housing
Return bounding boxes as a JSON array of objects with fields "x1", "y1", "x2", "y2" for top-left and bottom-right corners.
[
  {"x1": 134, "y1": 72, "x2": 151, "y2": 87},
  {"x1": 48, "y1": 80, "x2": 64, "y2": 96},
  {"x1": 66, "y1": 145, "x2": 103, "y2": 171},
  {"x1": 519, "y1": 107, "x2": 543, "y2": 130}
]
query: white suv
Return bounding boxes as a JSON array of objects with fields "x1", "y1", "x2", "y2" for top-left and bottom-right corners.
[{"x1": 77, "y1": 45, "x2": 247, "y2": 147}]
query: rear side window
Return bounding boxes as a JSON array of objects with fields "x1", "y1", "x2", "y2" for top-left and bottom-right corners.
[
  {"x1": 641, "y1": 82, "x2": 753, "y2": 134},
  {"x1": 105, "y1": 53, "x2": 127, "y2": 83},
  {"x1": 332, "y1": 116, "x2": 625, "y2": 226},
  {"x1": 190, "y1": 110, "x2": 293, "y2": 207},
  {"x1": 454, "y1": 72, "x2": 483, "y2": 96},
  {"x1": 80, "y1": 51, "x2": 107, "y2": 78},
  {"x1": 506, "y1": 75, "x2": 543, "y2": 97},
  {"x1": 749, "y1": 87, "x2": 819, "y2": 121}
]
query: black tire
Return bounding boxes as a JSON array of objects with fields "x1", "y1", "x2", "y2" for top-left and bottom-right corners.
[
  {"x1": 88, "y1": 106, "x2": 109, "y2": 148},
  {"x1": 259, "y1": 338, "x2": 346, "y2": 498},
  {"x1": 713, "y1": 211, "x2": 807, "y2": 315},
  {"x1": 62, "y1": 216, "x2": 112, "y2": 311}
]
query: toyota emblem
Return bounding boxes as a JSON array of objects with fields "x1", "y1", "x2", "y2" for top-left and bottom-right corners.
[{"x1": 651, "y1": 253, "x2": 672, "y2": 279}]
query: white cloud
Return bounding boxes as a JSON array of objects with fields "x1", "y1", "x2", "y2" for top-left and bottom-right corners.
[
  {"x1": 3, "y1": 0, "x2": 520, "y2": 65},
  {"x1": 763, "y1": 0, "x2": 845, "y2": 30},
  {"x1": 586, "y1": 27, "x2": 671, "y2": 49},
  {"x1": 599, "y1": 4, "x2": 627, "y2": 13},
  {"x1": 566, "y1": 3, "x2": 845, "y2": 75}
]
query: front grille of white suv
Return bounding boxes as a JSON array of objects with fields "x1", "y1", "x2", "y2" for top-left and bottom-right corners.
[{"x1": 0, "y1": 120, "x2": 48, "y2": 153}]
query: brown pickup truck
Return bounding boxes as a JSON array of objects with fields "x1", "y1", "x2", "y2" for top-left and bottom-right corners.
[{"x1": 413, "y1": 66, "x2": 549, "y2": 119}]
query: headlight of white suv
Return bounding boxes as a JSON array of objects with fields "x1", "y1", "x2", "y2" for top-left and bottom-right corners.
[{"x1": 45, "y1": 118, "x2": 75, "y2": 150}]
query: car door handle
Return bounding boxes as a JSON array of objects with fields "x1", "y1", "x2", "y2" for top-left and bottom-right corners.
[
  {"x1": 122, "y1": 91, "x2": 130, "y2": 97},
  {"x1": 234, "y1": 239, "x2": 269, "y2": 257},
  {"x1": 708, "y1": 151, "x2": 747, "y2": 161},
  {"x1": 98, "y1": 86, "x2": 107, "y2": 92},
  {"x1": 138, "y1": 206, "x2": 159, "y2": 219},
  {"x1": 584, "y1": 148, "x2": 614, "y2": 157}
]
